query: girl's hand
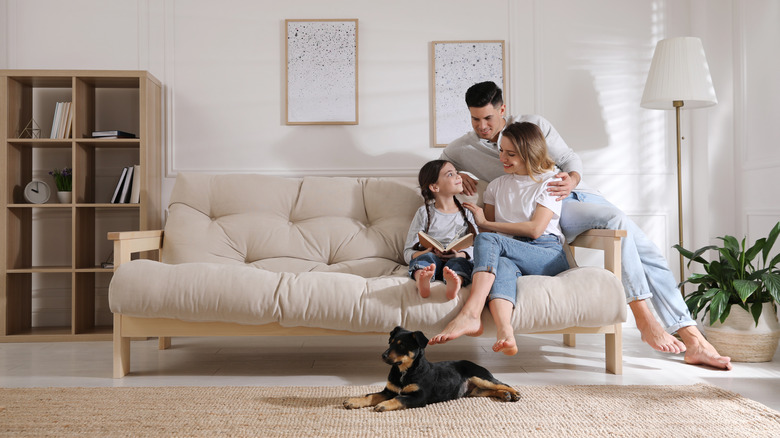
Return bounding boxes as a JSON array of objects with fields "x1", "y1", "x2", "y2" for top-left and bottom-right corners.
[
  {"x1": 462, "y1": 202, "x2": 486, "y2": 226},
  {"x1": 434, "y1": 249, "x2": 466, "y2": 259}
]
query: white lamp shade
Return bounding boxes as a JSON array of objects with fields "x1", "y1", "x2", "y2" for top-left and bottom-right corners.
[{"x1": 641, "y1": 37, "x2": 717, "y2": 110}]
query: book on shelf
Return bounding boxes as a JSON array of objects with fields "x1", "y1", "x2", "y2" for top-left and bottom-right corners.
[
  {"x1": 119, "y1": 166, "x2": 134, "y2": 203},
  {"x1": 49, "y1": 102, "x2": 72, "y2": 139},
  {"x1": 417, "y1": 231, "x2": 474, "y2": 253},
  {"x1": 129, "y1": 164, "x2": 141, "y2": 204},
  {"x1": 91, "y1": 130, "x2": 136, "y2": 139},
  {"x1": 110, "y1": 167, "x2": 129, "y2": 204}
]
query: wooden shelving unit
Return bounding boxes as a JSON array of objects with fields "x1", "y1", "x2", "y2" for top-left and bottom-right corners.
[{"x1": 1, "y1": 70, "x2": 161, "y2": 342}]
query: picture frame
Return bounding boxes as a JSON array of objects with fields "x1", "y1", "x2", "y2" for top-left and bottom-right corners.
[
  {"x1": 285, "y1": 19, "x2": 359, "y2": 125},
  {"x1": 431, "y1": 40, "x2": 506, "y2": 147}
]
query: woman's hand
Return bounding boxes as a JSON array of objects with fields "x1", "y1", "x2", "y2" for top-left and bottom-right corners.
[{"x1": 462, "y1": 202, "x2": 486, "y2": 226}]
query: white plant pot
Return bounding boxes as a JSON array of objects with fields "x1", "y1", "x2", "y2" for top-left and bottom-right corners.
[
  {"x1": 57, "y1": 191, "x2": 72, "y2": 204},
  {"x1": 703, "y1": 302, "x2": 780, "y2": 362}
]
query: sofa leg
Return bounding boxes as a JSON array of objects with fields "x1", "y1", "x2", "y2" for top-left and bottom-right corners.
[
  {"x1": 159, "y1": 337, "x2": 171, "y2": 350},
  {"x1": 605, "y1": 324, "x2": 623, "y2": 375},
  {"x1": 563, "y1": 333, "x2": 576, "y2": 347},
  {"x1": 113, "y1": 314, "x2": 130, "y2": 378}
]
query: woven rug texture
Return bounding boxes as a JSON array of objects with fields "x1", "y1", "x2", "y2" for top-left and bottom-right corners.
[{"x1": 1, "y1": 383, "x2": 778, "y2": 437}]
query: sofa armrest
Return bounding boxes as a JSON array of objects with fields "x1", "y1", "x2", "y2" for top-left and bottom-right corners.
[
  {"x1": 107, "y1": 230, "x2": 164, "y2": 268},
  {"x1": 568, "y1": 229, "x2": 627, "y2": 280}
]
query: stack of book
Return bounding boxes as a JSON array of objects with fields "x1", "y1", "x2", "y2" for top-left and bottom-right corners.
[
  {"x1": 92, "y1": 130, "x2": 136, "y2": 139},
  {"x1": 50, "y1": 102, "x2": 73, "y2": 139},
  {"x1": 110, "y1": 165, "x2": 141, "y2": 204}
]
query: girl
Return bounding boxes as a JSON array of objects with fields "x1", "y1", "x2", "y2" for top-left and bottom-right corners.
[
  {"x1": 403, "y1": 160, "x2": 478, "y2": 300},
  {"x1": 429, "y1": 122, "x2": 570, "y2": 355}
]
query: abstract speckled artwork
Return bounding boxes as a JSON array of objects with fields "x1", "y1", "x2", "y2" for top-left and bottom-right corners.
[
  {"x1": 432, "y1": 41, "x2": 505, "y2": 146},
  {"x1": 286, "y1": 19, "x2": 358, "y2": 124}
]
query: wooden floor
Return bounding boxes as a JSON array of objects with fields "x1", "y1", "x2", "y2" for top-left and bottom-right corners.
[{"x1": 1, "y1": 326, "x2": 778, "y2": 412}]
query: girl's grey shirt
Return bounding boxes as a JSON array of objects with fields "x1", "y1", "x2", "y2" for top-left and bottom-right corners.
[{"x1": 402, "y1": 204, "x2": 478, "y2": 264}]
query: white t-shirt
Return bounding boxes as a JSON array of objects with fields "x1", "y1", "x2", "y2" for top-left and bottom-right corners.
[{"x1": 483, "y1": 169, "x2": 564, "y2": 242}]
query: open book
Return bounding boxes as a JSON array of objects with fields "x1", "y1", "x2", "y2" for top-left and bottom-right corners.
[{"x1": 418, "y1": 231, "x2": 474, "y2": 253}]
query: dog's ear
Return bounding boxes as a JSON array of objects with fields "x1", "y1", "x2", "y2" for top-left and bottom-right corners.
[
  {"x1": 412, "y1": 331, "x2": 429, "y2": 348},
  {"x1": 390, "y1": 326, "x2": 403, "y2": 338}
]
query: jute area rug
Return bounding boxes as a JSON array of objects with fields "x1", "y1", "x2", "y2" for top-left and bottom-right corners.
[{"x1": 1, "y1": 383, "x2": 778, "y2": 437}]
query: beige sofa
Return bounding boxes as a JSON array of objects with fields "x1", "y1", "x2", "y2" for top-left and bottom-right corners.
[{"x1": 108, "y1": 173, "x2": 627, "y2": 378}]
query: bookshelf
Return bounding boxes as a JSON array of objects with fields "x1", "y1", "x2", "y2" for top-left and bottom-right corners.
[{"x1": 1, "y1": 70, "x2": 161, "y2": 342}]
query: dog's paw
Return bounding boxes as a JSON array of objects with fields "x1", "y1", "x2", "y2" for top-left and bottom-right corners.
[
  {"x1": 374, "y1": 399, "x2": 405, "y2": 412},
  {"x1": 499, "y1": 389, "x2": 520, "y2": 402},
  {"x1": 343, "y1": 398, "x2": 362, "y2": 409}
]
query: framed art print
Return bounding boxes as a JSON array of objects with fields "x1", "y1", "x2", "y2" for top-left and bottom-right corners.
[
  {"x1": 431, "y1": 40, "x2": 505, "y2": 146},
  {"x1": 285, "y1": 19, "x2": 358, "y2": 125}
]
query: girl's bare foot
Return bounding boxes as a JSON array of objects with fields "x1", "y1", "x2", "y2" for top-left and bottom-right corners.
[
  {"x1": 429, "y1": 313, "x2": 483, "y2": 345},
  {"x1": 443, "y1": 267, "x2": 462, "y2": 300},
  {"x1": 493, "y1": 325, "x2": 518, "y2": 355},
  {"x1": 630, "y1": 300, "x2": 686, "y2": 353},
  {"x1": 678, "y1": 326, "x2": 733, "y2": 370},
  {"x1": 415, "y1": 264, "x2": 436, "y2": 298}
]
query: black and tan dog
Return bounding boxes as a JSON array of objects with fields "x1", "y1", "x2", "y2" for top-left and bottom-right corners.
[{"x1": 344, "y1": 326, "x2": 520, "y2": 412}]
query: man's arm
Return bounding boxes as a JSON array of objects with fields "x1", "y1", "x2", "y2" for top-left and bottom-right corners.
[{"x1": 537, "y1": 116, "x2": 583, "y2": 200}]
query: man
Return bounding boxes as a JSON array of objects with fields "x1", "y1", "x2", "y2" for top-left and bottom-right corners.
[{"x1": 430, "y1": 81, "x2": 731, "y2": 370}]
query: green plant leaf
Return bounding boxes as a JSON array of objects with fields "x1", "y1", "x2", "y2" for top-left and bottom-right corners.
[
  {"x1": 720, "y1": 235, "x2": 741, "y2": 255},
  {"x1": 708, "y1": 290, "x2": 729, "y2": 325},
  {"x1": 762, "y1": 221, "x2": 780, "y2": 263},
  {"x1": 733, "y1": 279, "x2": 759, "y2": 302},
  {"x1": 769, "y1": 252, "x2": 780, "y2": 270},
  {"x1": 717, "y1": 246, "x2": 741, "y2": 273},
  {"x1": 674, "y1": 244, "x2": 715, "y2": 266},
  {"x1": 763, "y1": 271, "x2": 780, "y2": 304},
  {"x1": 751, "y1": 301, "x2": 764, "y2": 326},
  {"x1": 746, "y1": 237, "x2": 765, "y2": 265}
]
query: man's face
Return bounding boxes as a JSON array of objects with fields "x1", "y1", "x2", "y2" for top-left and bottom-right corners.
[{"x1": 469, "y1": 103, "x2": 506, "y2": 142}]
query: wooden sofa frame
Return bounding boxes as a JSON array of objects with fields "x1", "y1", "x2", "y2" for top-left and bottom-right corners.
[{"x1": 109, "y1": 228, "x2": 627, "y2": 378}]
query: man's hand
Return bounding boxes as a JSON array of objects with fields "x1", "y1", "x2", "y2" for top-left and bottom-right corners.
[
  {"x1": 547, "y1": 171, "x2": 580, "y2": 201},
  {"x1": 459, "y1": 172, "x2": 478, "y2": 196}
]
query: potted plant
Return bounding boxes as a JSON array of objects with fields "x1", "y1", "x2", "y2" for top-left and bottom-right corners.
[
  {"x1": 49, "y1": 167, "x2": 72, "y2": 204},
  {"x1": 675, "y1": 221, "x2": 780, "y2": 362}
]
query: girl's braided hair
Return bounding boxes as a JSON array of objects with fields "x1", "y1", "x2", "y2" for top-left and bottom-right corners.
[{"x1": 415, "y1": 160, "x2": 477, "y2": 250}]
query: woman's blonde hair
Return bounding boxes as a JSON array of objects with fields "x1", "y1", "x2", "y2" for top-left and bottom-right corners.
[{"x1": 501, "y1": 122, "x2": 556, "y2": 182}]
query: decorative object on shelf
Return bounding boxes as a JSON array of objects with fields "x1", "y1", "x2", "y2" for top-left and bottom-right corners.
[
  {"x1": 49, "y1": 167, "x2": 73, "y2": 204},
  {"x1": 18, "y1": 118, "x2": 42, "y2": 138},
  {"x1": 641, "y1": 37, "x2": 718, "y2": 291},
  {"x1": 285, "y1": 19, "x2": 358, "y2": 125},
  {"x1": 431, "y1": 40, "x2": 505, "y2": 147},
  {"x1": 675, "y1": 221, "x2": 780, "y2": 362},
  {"x1": 23, "y1": 180, "x2": 51, "y2": 204}
]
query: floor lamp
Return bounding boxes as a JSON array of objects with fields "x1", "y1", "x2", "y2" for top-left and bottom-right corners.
[{"x1": 640, "y1": 37, "x2": 718, "y2": 294}]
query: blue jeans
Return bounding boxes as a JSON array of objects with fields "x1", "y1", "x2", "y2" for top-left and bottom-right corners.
[
  {"x1": 408, "y1": 253, "x2": 473, "y2": 286},
  {"x1": 561, "y1": 192, "x2": 695, "y2": 333},
  {"x1": 472, "y1": 233, "x2": 569, "y2": 305}
]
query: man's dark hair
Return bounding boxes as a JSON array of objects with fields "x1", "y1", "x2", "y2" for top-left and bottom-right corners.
[{"x1": 465, "y1": 81, "x2": 503, "y2": 108}]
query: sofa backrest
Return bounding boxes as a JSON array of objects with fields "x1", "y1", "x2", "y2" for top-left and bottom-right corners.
[{"x1": 161, "y1": 173, "x2": 427, "y2": 276}]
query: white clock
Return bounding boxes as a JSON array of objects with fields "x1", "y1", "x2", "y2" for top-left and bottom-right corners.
[{"x1": 24, "y1": 180, "x2": 51, "y2": 204}]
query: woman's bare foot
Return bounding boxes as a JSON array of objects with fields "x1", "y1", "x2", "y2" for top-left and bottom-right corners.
[
  {"x1": 678, "y1": 326, "x2": 733, "y2": 370},
  {"x1": 493, "y1": 325, "x2": 518, "y2": 355},
  {"x1": 630, "y1": 300, "x2": 686, "y2": 353},
  {"x1": 443, "y1": 267, "x2": 462, "y2": 300},
  {"x1": 414, "y1": 265, "x2": 436, "y2": 298},
  {"x1": 428, "y1": 313, "x2": 483, "y2": 345}
]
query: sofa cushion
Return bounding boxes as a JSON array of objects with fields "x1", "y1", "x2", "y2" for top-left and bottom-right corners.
[
  {"x1": 109, "y1": 260, "x2": 625, "y2": 334},
  {"x1": 160, "y1": 173, "x2": 423, "y2": 276}
]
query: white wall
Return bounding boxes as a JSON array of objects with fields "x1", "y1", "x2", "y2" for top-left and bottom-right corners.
[{"x1": 3, "y1": 0, "x2": 779, "y2": 324}]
